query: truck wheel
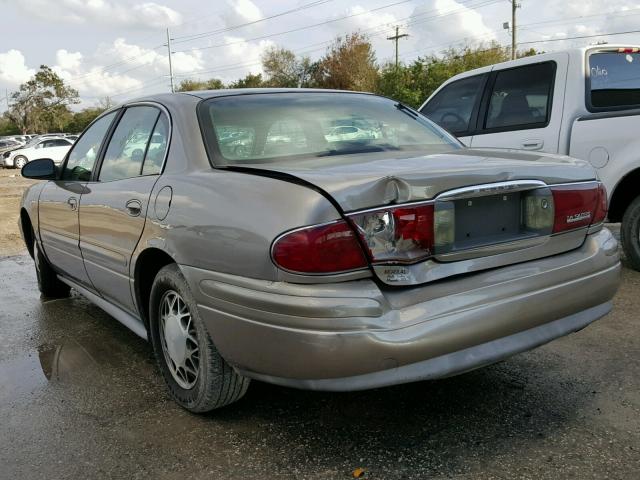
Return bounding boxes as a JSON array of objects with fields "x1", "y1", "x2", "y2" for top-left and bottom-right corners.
[
  {"x1": 33, "y1": 236, "x2": 71, "y2": 298},
  {"x1": 621, "y1": 196, "x2": 640, "y2": 271},
  {"x1": 149, "y1": 264, "x2": 250, "y2": 412}
]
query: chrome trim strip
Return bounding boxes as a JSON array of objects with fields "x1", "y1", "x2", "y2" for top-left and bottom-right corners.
[
  {"x1": 436, "y1": 180, "x2": 547, "y2": 201},
  {"x1": 547, "y1": 180, "x2": 600, "y2": 189}
]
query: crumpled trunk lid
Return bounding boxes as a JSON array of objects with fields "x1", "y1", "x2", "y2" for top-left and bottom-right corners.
[{"x1": 239, "y1": 148, "x2": 596, "y2": 212}]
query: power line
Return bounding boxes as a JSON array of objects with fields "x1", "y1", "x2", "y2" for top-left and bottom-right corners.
[
  {"x1": 172, "y1": 0, "x2": 419, "y2": 53},
  {"x1": 172, "y1": 0, "x2": 501, "y2": 79}
]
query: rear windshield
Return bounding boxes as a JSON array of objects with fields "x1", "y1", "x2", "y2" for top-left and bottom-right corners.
[
  {"x1": 199, "y1": 92, "x2": 460, "y2": 165},
  {"x1": 589, "y1": 51, "x2": 640, "y2": 109}
]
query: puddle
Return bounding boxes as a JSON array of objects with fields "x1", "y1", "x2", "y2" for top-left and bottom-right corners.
[{"x1": 0, "y1": 338, "x2": 115, "y2": 400}]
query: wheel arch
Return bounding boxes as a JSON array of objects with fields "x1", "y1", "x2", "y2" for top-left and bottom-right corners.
[
  {"x1": 609, "y1": 167, "x2": 640, "y2": 222},
  {"x1": 133, "y1": 247, "x2": 176, "y2": 330}
]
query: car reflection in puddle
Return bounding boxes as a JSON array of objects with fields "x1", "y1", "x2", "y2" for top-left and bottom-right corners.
[{"x1": 37, "y1": 340, "x2": 99, "y2": 382}]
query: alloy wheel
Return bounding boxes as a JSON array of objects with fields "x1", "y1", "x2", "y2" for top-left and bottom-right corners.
[{"x1": 159, "y1": 290, "x2": 200, "y2": 389}]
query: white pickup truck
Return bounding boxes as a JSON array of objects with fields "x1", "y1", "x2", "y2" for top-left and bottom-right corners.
[{"x1": 419, "y1": 45, "x2": 640, "y2": 270}]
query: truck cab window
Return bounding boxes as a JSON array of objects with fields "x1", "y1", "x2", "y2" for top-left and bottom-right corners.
[
  {"x1": 420, "y1": 74, "x2": 486, "y2": 134},
  {"x1": 485, "y1": 62, "x2": 555, "y2": 130}
]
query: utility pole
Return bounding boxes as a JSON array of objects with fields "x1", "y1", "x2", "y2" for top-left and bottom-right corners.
[
  {"x1": 387, "y1": 26, "x2": 409, "y2": 68},
  {"x1": 511, "y1": 0, "x2": 516, "y2": 60},
  {"x1": 166, "y1": 28, "x2": 175, "y2": 93}
]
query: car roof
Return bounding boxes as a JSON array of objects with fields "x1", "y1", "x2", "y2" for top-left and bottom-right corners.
[
  {"x1": 119, "y1": 88, "x2": 376, "y2": 107},
  {"x1": 35, "y1": 136, "x2": 70, "y2": 142}
]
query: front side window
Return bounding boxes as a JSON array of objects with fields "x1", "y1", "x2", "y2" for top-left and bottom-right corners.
[
  {"x1": 201, "y1": 93, "x2": 460, "y2": 165},
  {"x1": 485, "y1": 62, "x2": 555, "y2": 130},
  {"x1": 99, "y1": 106, "x2": 160, "y2": 182},
  {"x1": 420, "y1": 74, "x2": 486, "y2": 134},
  {"x1": 62, "y1": 111, "x2": 117, "y2": 181},
  {"x1": 589, "y1": 51, "x2": 640, "y2": 109}
]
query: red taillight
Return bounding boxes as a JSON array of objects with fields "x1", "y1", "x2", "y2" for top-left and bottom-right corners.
[
  {"x1": 349, "y1": 204, "x2": 436, "y2": 263},
  {"x1": 271, "y1": 220, "x2": 367, "y2": 274},
  {"x1": 550, "y1": 182, "x2": 607, "y2": 233},
  {"x1": 593, "y1": 183, "x2": 608, "y2": 224}
]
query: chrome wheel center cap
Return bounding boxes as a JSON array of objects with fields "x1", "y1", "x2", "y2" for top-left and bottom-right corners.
[{"x1": 164, "y1": 313, "x2": 187, "y2": 366}]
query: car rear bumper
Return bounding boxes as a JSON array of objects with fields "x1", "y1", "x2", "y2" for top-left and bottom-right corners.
[{"x1": 182, "y1": 228, "x2": 621, "y2": 391}]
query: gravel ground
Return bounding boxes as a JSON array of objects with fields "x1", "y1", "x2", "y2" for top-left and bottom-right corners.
[
  {"x1": 0, "y1": 167, "x2": 638, "y2": 479},
  {"x1": 0, "y1": 167, "x2": 35, "y2": 255}
]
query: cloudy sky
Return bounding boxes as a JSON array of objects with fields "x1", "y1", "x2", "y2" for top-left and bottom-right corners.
[{"x1": 1, "y1": 0, "x2": 640, "y2": 111}]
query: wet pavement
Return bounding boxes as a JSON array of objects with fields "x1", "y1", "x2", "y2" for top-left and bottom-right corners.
[{"x1": 1, "y1": 253, "x2": 639, "y2": 480}]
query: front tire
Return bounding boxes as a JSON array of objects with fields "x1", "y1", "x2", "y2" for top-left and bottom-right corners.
[
  {"x1": 14, "y1": 156, "x2": 27, "y2": 169},
  {"x1": 33, "y1": 236, "x2": 71, "y2": 298},
  {"x1": 149, "y1": 264, "x2": 250, "y2": 412},
  {"x1": 621, "y1": 196, "x2": 640, "y2": 271}
]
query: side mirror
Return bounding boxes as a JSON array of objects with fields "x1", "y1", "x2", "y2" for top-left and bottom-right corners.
[{"x1": 21, "y1": 158, "x2": 57, "y2": 180}]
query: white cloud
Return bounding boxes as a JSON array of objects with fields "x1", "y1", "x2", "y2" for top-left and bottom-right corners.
[
  {"x1": 45, "y1": 39, "x2": 202, "y2": 103},
  {"x1": 0, "y1": 49, "x2": 35, "y2": 86},
  {"x1": 222, "y1": 0, "x2": 262, "y2": 26},
  {"x1": 14, "y1": 0, "x2": 182, "y2": 29},
  {"x1": 410, "y1": 0, "x2": 496, "y2": 52}
]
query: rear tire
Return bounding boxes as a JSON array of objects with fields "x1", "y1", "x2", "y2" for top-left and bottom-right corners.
[
  {"x1": 149, "y1": 264, "x2": 250, "y2": 412},
  {"x1": 33, "y1": 235, "x2": 71, "y2": 298},
  {"x1": 621, "y1": 196, "x2": 640, "y2": 271}
]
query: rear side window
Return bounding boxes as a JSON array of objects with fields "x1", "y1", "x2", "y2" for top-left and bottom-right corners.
[
  {"x1": 99, "y1": 106, "x2": 160, "y2": 182},
  {"x1": 420, "y1": 74, "x2": 486, "y2": 134},
  {"x1": 142, "y1": 114, "x2": 170, "y2": 175},
  {"x1": 485, "y1": 62, "x2": 555, "y2": 130},
  {"x1": 589, "y1": 51, "x2": 640, "y2": 109}
]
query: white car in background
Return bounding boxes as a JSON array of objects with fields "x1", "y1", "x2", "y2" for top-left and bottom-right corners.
[{"x1": 3, "y1": 137, "x2": 74, "y2": 168}]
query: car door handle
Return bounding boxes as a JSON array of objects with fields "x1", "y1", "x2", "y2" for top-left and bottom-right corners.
[
  {"x1": 521, "y1": 139, "x2": 544, "y2": 150},
  {"x1": 67, "y1": 197, "x2": 77, "y2": 211},
  {"x1": 125, "y1": 199, "x2": 142, "y2": 217}
]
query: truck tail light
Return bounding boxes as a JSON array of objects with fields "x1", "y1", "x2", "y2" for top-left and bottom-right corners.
[
  {"x1": 550, "y1": 182, "x2": 607, "y2": 233},
  {"x1": 271, "y1": 221, "x2": 367, "y2": 274},
  {"x1": 349, "y1": 203, "x2": 447, "y2": 263}
]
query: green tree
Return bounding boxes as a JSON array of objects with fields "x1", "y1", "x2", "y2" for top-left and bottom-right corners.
[
  {"x1": 261, "y1": 46, "x2": 312, "y2": 87},
  {"x1": 8, "y1": 65, "x2": 80, "y2": 133},
  {"x1": 313, "y1": 33, "x2": 378, "y2": 92},
  {"x1": 177, "y1": 78, "x2": 225, "y2": 92},
  {"x1": 65, "y1": 107, "x2": 105, "y2": 133},
  {"x1": 229, "y1": 73, "x2": 264, "y2": 89},
  {"x1": 0, "y1": 113, "x2": 19, "y2": 136}
]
